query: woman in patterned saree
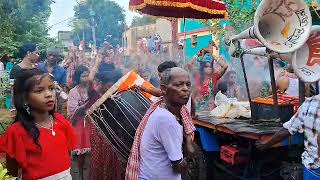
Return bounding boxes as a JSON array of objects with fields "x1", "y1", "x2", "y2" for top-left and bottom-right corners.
[
  {"x1": 67, "y1": 53, "x2": 103, "y2": 180},
  {"x1": 193, "y1": 53, "x2": 228, "y2": 111}
]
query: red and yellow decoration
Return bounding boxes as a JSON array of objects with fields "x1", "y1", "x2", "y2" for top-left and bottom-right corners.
[{"x1": 129, "y1": 0, "x2": 228, "y2": 19}]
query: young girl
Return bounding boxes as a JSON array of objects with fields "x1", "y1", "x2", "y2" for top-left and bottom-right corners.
[
  {"x1": 224, "y1": 70, "x2": 241, "y2": 99},
  {"x1": 0, "y1": 68, "x2": 75, "y2": 180}
]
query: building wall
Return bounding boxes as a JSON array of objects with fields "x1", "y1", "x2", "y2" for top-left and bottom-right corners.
[
  {"x1": 155, "y1": 19, "x2": 175, "y2": 56},
  {"x1": 123, "y1": 19, "x2": 173, "y2": 56},
  {"x1": 155, "y1": 19, "x2": 172, "y2": 43},
  {"x1": 184, "y1": 34, "x2": 213, "y2": 60},
  {"x1": 177, "y1": 19, "x2": 218, "y2": 61},
  {"x1": 179, "y1": 19, "x2": 207, "y2": 33},
  {"x1": 58, "y1": 31, "x2": 73, "y2": 48},
  {"x1": 123, "y1": 24, "x2": 156, "y2": 55}
]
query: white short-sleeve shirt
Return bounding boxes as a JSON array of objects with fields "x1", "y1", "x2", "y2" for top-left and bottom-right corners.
[{"x1": 139, "y1": 107, "x2": 183, "y2": 180}]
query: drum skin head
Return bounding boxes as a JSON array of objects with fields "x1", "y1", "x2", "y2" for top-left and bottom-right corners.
[
  {"x1": 87, "y1": 70, "x2": 157, "y2": 160},
  {"x1": 90, "y1": 90, "x2": 151, "y2": 160}
]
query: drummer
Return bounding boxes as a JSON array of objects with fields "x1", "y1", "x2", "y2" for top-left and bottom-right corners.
[
  {"x1": 126, "y1": 67, "x2": 195, "y2": 180},
  {"x1": 89, "y1": 69, "x2": 124, "y2": 180}
]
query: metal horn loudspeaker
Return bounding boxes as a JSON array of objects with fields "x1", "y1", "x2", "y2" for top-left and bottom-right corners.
[
  {"x1": 227, "y1": 0, "x2": 312, "y2": 55},
  {"x1": 292, "y1": 25, "x2": 320, "y2": 83}
]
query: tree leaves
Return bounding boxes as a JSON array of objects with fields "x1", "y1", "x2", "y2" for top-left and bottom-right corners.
[
  {"x1": 0, "y1": 0, "x2": 55, "y2": 58},
  {"x1": 0, "y1": 163, "x2": 16, "y2": 180},
  {"x1": 131, "y1": 16, "x2": 157, "y2": 27},
  {"x1": 227, "y1": 5, "x2": 255, "y2": 33},
  {"x1": 202, "y1": 0, "x2": 257, "y2": 41},
  {"x1": 72, "y1": 0, "x2": 126, "y2": 47}
]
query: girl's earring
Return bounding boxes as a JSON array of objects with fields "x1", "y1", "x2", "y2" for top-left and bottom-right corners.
[{"x1": 24, "y1": 104, "x2": 31, "y2": 115}]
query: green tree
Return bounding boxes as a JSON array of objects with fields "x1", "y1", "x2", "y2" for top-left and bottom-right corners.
[
  {"x1": 0, "y1": 0, "x2": 57, "y2": 58},
  {"x1": 131, "y1": 15, "x2": 157, "y2": 27},
  {"x1": 202, "y1": 0, "x2": 257, "y2": 41},
  {"x1": 73, "y1": 0, "x2": 126, "y2": 47},
  {"x1": 0, "y1": 8, "x2": 19, "y2": 57},
  {"x1": 70, "y1": 19, "x2": 90, "y2": 42}
]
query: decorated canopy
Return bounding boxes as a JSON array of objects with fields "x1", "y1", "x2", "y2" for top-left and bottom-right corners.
[
  {"x1": 129, "y1": 0, "x2": 228, "y2": 19},
  {"x1": 226, "y1": 0, "x2": 320, "y2": 9}
]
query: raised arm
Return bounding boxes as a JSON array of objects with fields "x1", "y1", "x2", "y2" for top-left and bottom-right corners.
[
  {"x1": 138, "y1": 86, "x2": 162, "y2": 97},
  {"x1": 187, "y1": 55, "x2": 199, "y2": 72},
  {"x1": 88, "y1": 54, "x2": 103, "y2": 81},
  {"x1": 217, "y1": 57, "x2": 228, "y2": 78}
]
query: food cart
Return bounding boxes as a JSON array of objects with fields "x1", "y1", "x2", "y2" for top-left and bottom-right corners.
[
  {"x1": 191, "y1": 46, "x2": 305, "y2": 179},
  {"x1": 191, "y1": 0, "x2": 315, "y2": 178},
  {"x1": 193, "y1": 113, "x2": 303, "y2": 179}
]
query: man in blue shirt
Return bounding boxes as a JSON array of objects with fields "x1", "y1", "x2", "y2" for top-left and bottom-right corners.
[
  {"x1": 38, "y1": 47, "x2": 67, "y2": 86},
  {"x1": 38, "y1": 47, "x2": 67, "y2": 115}
]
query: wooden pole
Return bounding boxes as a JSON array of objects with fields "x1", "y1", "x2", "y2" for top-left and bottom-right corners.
[
  {"x1": 268, "y1": 57, "x2": 280, "y2": 119},
  {"x1": 240, "y1": 54, "x2": 254, "y2": 123},
  {"x1": 299, "y1": 80, "x2": 305, "y2": 105}
]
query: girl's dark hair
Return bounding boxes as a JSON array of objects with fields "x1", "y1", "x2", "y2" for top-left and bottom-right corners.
[
  {"x1": 19, "y1": 43, "x2": 37, "y2": 59},
  {"x1": 13, "y1": 68, "x2": 54, "y2": 147},
  {"x1": 73, "y1": 65, "x2": 89, "y2": 86},
  {"x1": 199, "y1": 60, "x2": 214, "y2": 83}
]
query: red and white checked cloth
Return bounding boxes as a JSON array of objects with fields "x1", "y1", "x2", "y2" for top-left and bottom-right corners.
[{"x1": 125, "y1": 98, "x2": 196, "y2": 180}]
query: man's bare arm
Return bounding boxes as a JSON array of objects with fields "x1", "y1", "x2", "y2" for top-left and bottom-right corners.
[
  {"x1": 171, "y1": 158, "x2": 188, "y2": 173},
  {"x1": 257, "y1": 128, "x2": 291, "y2": 151},
  {"x1": 138, "y1": 86, "x2": 162, "y2": 97}
]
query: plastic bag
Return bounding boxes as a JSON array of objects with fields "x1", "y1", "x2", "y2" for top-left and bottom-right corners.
[
  {"x1": 214, "y1": 91, "x2": 229, "y2": 106},
  {"x1": 210, "y1": 91, "x2": 251, "y2": 118}
]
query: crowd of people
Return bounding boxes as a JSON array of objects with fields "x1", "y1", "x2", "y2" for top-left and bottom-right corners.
[
  {"x1": 0, "y1": 38, "x2": 240, "y2": 179},
  {"x1": 0, "y1": 36, "x2": 319, "y2": 179},
  {"x1": 0, "y1": 42, "x2": 127, "y2": 180}
]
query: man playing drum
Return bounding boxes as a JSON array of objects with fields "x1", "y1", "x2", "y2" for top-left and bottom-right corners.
[{"x1": 126, "y1": 67, "x2": 195, "y2": 180}]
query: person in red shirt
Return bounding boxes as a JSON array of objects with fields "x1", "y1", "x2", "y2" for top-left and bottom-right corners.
[
  {"x1": 0, "y1": 68, "x2": 76, "y2": 180},
  {"x1": 188, "y1": 52, "x2": 228, "y2": 111}
]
